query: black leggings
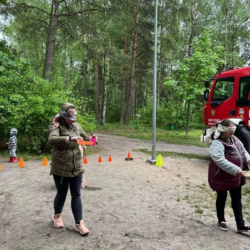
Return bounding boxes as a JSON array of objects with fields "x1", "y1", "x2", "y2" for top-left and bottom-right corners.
[
  {"x1": 216, "y1": 185, "x2": 245, "y2": 228},
  {"x1": 53, "y1": 173, "x2": 83, "y2": 224}
]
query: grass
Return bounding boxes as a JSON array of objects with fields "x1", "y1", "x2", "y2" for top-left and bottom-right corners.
[
  {"x1": 0, "y1": 123, "x2": 208, "y2": 160},
  {"x1": 0, "y1": 151, "x2": 51, "y2": 161},
  {"x1": 178, "y1": 180, "x2": 250, "y2": 223},
  {"x1": 0, "y1": 143, "x2": 100, "y2": 161},
  {"x1": 95, "y1": 123, "x2": 210, "y2": 160},
  {"x1": 96, "y1": 123, "x2": 208, "y2": 148},
  {"x1": 135, "y1": 148, "x2": 210, "y2": 161}
]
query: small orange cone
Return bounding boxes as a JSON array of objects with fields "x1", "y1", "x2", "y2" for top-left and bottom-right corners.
[
  {"x1": 83, "y1": 157, "x2": 88, "y2": 164},
  {"x1": 0, "y1": 164, "x2": 2, "y2": 170},
  {"x1": 42, "y1": 157, "x2": 48, "y2": 166},
  {"x1": 108, "y1": 155, "x2": 112, "y2": 162},
  {"x1": 125, "y1": 152, "x2": 133, "y2": 161},
  {"x1": 18, "y1": 157, "x2": 25, "y2": 168},
  {"x1": 98, "y1": 156, "x2": 102, "y2": 163}
]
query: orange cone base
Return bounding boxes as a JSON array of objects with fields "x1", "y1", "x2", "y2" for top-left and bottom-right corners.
[{"x1": 125, "y1": 152, "x2": 133, "y2": 160}]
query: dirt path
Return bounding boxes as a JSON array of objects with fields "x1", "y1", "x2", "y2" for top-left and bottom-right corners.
[
  {"x1": 0, "y1": 134, "x2": 250, "y2": 250},
  {"x1": 96, "y1": 133, "x2": 210, "y2": 156}
]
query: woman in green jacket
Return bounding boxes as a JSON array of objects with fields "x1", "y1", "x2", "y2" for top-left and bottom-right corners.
[{"x1": 48, "y1": 102, "x2": 89, "y2": 235}]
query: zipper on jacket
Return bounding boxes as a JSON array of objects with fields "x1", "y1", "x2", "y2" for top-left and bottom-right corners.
[
  {"x1": 72, "y1": 125, "x2": 77, "y2": 176},
  {"x1": 232, "y1": 138, "x2": 243, "y2": 186}
]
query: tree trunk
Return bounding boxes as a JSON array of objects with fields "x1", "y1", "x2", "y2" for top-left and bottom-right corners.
[
  {"x1": 185, "y1": 100, "x2": 190, "y2": 137},
  {"x1": 62, "y1": 48, "x2": 67, "y2": 90},
  {"x1": 82, "y1": 56, "x2": 88, "y2": 112},
  {"x1": 124, "y1": 2, "x2": 139, "y2": 125},
  {"x1": 80, "y1": 28, "x2": 88, "y2": 111},
  {"x1": 120, "y1": 34, "x2": 129, "y2": 123},
  {"x1": 92, "y1": 23, "x2": 99, "y2": 121},
  {"x1": 43, "y1": 0, "x2": 60, "y2": 81},
  {"x1": 101, "y1": 53, "x2": 108, "y2": 125},
  {"x1": 80, "y1": 0, "x2": 88, "y2": 112},
  {"x1": 94, "y1": 59, "x2": 99, "y2": 121}
]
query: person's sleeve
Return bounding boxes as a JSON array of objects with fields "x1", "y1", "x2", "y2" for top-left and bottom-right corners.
[
  {"x1": 237, "y1": 139, "x2": 250, "y2": 163},
  {"x1": 48, "y1": 128, "x2": 68, "y2": 145},
  {"x1": 79, "y1": 126, "x2": 89, "y2": 141},
  {"x1": 209, "y1": 140, "x2": 240, "y2": 176}
]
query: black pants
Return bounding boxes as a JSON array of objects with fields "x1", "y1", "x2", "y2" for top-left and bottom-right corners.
[
  {"x1": 53, "y1": 173, "x2": 83, "y2": 224},
  {"x1": 216, "y1": 185, "x2": 245, "y2": 228}
]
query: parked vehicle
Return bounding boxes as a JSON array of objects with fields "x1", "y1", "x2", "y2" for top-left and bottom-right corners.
[{"x1": 201, "y1": 66, "x2": 250, "y2": 152}]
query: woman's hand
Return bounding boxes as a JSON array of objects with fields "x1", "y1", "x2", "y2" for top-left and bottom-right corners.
[
  {"x1": 71, "y1": 136, "x2": 83, "y2": 142},
  {"x1": 237, "y1": 169, "x2": 245, "y2": 177}
]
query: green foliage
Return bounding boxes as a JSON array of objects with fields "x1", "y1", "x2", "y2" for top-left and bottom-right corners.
[
  {"x1": 2, "y1": 0, "x2": 250, "y2": 130},
  {"x1": 75, "y1": 111, "x2": 96, "y2": 133},
  {"x1": 137, "y1": 98, "x2": 186, "y2": 128},
  {"x1": 165, "y1": 29, "x2": 224, "y2": 100},
  {"x1": 164, "y1": 29, "x2": 225, "y2": 134},
  {"x1": 0, "y1": 48, "x2": 95, "y2": 153}
]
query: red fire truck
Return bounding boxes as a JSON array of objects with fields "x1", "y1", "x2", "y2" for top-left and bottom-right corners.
[{"x1": 201, "y1": 66, "x2": 250, "y2": 152}]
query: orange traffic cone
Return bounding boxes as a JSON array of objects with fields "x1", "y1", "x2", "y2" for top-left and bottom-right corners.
[
  {"x1": 0, "y1": 164, "x2": 2, "y2": 170},
  {"x1": 18, "y1": 157, "x2": 25, "y2": 168},
  {"x1": 108, "y1": 155, "x2": 112, "y2": 162},
  {"x1": 125, "y1": 152, "x2": 133, "y2": 161},
  {"x1": 98, "y1": 156, "x2": 102, "y2": 163},
  {"x1": 83, "y1": 157, "x2": 88, "y2": 164},
  {"x1": 42, "y1": 157, "x2": 48, "y2": 166}
]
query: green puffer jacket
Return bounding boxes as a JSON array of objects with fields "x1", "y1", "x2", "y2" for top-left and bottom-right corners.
[{"x1": 48, "y1": 103, "x2": 89, "y2": 177}]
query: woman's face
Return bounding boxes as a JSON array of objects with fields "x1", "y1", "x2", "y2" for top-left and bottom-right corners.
[
  {"x1": 64, "y1": 108, "x2": 77, "y2": 123},
  {"x1": 221, "y1": 123, "x2": 236, "y2": 140}
]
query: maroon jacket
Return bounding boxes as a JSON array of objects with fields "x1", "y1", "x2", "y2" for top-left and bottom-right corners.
[{"x1": 208, "y1": 136, "x2": 247, "y2": 191}]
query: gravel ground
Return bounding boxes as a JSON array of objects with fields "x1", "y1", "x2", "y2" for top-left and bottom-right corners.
[{"x1": 0, "y1": 134, "x2": 250, "y2": 250}]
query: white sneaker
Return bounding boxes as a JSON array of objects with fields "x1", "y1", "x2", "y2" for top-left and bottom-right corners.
[
  {"x1": 53, "y1": 214, "x2": 64, "y2": 228},
  {"x1": 75, "y1": 220, "x2": 89, "y2": 235}
]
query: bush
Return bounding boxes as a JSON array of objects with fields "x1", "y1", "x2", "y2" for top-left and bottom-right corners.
[{"x1": 0, "y1": 49, "x2": 96, "y2": 153}]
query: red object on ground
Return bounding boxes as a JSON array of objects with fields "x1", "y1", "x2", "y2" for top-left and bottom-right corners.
[
  {"x1": 98, "y1": 156, "x2": 102, "y2": 163},
  {"x1": 83, "y1": 157, "x2": 88, "y2": 164}
]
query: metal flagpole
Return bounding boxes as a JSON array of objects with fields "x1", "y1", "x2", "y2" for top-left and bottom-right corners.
[{"x1": 148, "y1": 0, "x2": 158, "y2": 164}]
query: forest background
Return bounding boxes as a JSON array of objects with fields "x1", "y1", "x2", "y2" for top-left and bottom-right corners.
[{"x1": 0, "y1": 0, "x2": 250, "y2": 153}]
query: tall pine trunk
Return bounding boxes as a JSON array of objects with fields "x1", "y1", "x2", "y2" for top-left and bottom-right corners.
[
  {"x1": 124, "y1": 3, "x2": 139, "y2": 125},
  {"x1": 80, "y1": 0, "x2": 88, "y2": 112},
  {"x1": 94, "y1": 59, "x2": 99, "y2": 121},
  {"x1": 120, "y1": 34, "x2": 129, "y2": 123},
  {"x1": 43, "y1": 0, "x2": 59, "y2": 81},
  {"x1": 93, "y1": 24, "x2": 99, "y2": 121},
  {"x1": 101, "y1": 53, "x2": 108, "y2": 125}
]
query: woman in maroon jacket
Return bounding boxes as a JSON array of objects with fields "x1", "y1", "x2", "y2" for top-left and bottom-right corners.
[{"x1": 209, "y1": 119, "x2": 250, "y2": 233}]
